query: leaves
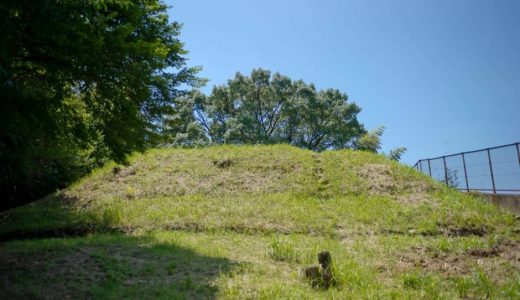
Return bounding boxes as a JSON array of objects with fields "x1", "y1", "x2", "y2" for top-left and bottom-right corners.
[
  {"x1": 175, "y1": 68, "x2": 366, "y2": 151},
  {"x1": 354, "y1": 126, "x2": 385, "y2": 153},
  {"x1": 0, "y1": 0, "x2": 199, "y2": 208},
  {"x1": 388, "y1": 147, "x2": 407, "y2": 161}
]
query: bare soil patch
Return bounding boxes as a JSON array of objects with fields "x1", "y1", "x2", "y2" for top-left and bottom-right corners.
[
  {"x1": 397, "y1": 240, "x2": 520, "y2": 279},
  {"x1": 356, "y1": 164, "x2": 435, "y2": 206},
  {"x1": 357, "y1": 164, "x2": 432, "y2": 195}
]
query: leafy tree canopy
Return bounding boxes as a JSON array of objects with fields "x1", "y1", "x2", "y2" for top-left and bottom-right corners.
[
  {"x1": 173, "y1": 68, "x2": 366, "y2": 151},
  {"x1": 0, "y1": 0, "x2": 201, "y2": 209}
]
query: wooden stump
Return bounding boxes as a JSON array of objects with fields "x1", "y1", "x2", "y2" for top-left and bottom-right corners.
[
  {"x1": 318, "y1": 251, "x2": 333, "y2": 288},
  {"x1": 304, "y1": 251, "x2": 335, "y2": 289}
]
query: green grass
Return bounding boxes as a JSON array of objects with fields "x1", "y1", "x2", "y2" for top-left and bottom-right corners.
[{"x1": 1, "y1": 144, "x2": 519, "y2": 299}]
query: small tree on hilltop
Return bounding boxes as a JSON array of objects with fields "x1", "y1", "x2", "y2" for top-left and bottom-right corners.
[{"x1": 353, "y1": 126, "x2": 407, "y2": 161}]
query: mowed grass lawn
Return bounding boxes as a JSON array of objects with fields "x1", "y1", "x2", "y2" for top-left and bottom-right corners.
[{"x1": 1, "y1": 145, "x2": 519, "y2": 299}]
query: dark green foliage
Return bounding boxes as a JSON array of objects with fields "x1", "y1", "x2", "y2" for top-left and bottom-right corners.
[
  {"x1": 354, "y1": 126, "x2": 385, "y2": 153},
  {"x1": 0, "y1": 0, "x2": 200, "y2": 209},
  {"x1": 178, "y1": 68, "x2": 366, "y2": 151},
  {"x1": 388, "y1": 147, "x2": 407, "y2": 161},
  {"x1": 354, "y1": 126, "x2": 407, "y2": 161}
]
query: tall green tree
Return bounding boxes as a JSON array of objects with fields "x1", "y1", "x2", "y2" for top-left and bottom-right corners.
[
  {"x1": 174, "y1": 69, "x2": 407, "y2": 159},
  {"x1": 179, "y1": 69, "x2": 366, "y2": 151},
  {"x1": 0, "y1": 0, "x2": 201, "y2": 209}
]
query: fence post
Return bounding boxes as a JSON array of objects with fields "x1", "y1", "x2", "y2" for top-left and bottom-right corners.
[
  {"x1": 516, "y1": 143, "x2": 520, "y2": 167},
  {"x1": 419, "y1": 160, "x2": 423, "y2": 173},
  {"x1": 487, "y1": 149, "x2": 496, "y2": 194},
  {"x1": 427, "y1": 159, "x2": 432, "y2": 177},
  {"x1": 461, "y1": 153, "x2": 469, "y2": 192},
  {"x1": 442, "y1": 156, "x2": 448, "y2": 186}
]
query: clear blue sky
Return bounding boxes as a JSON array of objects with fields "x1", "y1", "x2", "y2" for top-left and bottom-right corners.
[{"x1": 166, "y1": 0, "x2": 520, "y2": 165}]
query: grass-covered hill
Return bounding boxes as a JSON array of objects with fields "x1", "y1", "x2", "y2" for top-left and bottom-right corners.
[{"x1": 1, "y1": 145, "x2": 519, "y2": 299}]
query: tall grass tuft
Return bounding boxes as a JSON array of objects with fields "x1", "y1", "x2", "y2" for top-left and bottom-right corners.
[{"x1": 266, "y1": 235, "x2": 301, "y2": 263}]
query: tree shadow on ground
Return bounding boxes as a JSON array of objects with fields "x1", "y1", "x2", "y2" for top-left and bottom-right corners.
[
  {"x1": 0, "y1": 193, "x2": 128, "y2": 241},
  {"x1": 0, "y1": 233, "x2": 237, "y2": 299}
]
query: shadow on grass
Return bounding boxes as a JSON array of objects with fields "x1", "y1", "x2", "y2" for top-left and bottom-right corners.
[
  {"x1": 0, "y1": 232, "x2": 237, "y2": 299},
  {"x1": 0, "y1": 193, "x2": 129, "y2": 241}
]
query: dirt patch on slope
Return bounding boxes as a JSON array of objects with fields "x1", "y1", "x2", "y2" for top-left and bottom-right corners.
[
  {"x1": 357, "y1": 164, "x2": 432, "y2": 195},
  {"x1": 397, "y1": 240, "x2": 520, "y2": 279},
  {"x1": 356, "y1": 164, "x2": 397, "y2": 195},
  {"x1": 356, "y1": 164, "x2": 434, "y2": 205}
]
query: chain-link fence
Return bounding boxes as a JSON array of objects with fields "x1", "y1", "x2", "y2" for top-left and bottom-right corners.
[{"x1": 414, "y1": 143, "x2": 520, "y2": 194}]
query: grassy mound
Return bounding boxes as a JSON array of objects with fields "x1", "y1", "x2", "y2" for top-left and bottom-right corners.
[{"x1": 1, "y1": 145, "x2": 519, "y2": 298}]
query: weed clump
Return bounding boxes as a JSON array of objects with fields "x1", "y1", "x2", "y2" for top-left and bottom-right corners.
[{"x1": 266, "y1": 236, "x2": 300, "y2": 263}]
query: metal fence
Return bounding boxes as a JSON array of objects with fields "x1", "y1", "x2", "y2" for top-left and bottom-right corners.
[{"x1": 413, "y1": 142, "x2": 520, "y2": 194}]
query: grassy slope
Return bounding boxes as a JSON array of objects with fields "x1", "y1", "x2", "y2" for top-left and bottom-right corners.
[{"x1": 1, "y1": 145, "x2": 519, "y2": 299}]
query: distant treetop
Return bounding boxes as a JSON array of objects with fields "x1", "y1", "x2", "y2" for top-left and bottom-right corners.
[{"x1": 168, "y1": 68, "x2": 367, "y2": 152}]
